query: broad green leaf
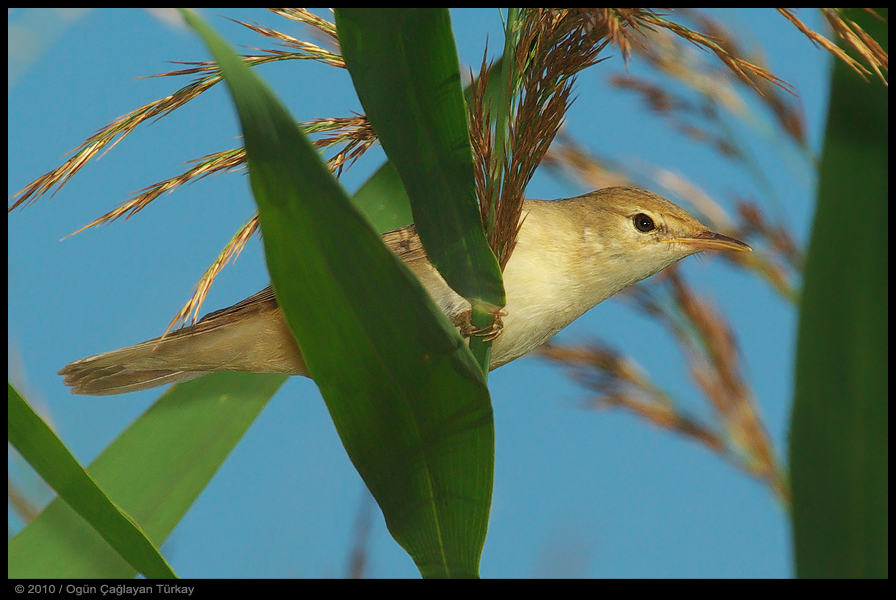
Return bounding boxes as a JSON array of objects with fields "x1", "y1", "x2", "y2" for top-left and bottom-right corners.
[
  {"x1": 8, "y1": 384, "x2": 176, "y2": 579},
  {"x1": 8, "y1": 372, "x2": 284, "y2": 578},
  {"x1": 790, "y1": 8, "x2": 888, "y2": 579},
  {"x1": 335, "y1": 8, "x2": 505, "y2": 313},
  {"x1": 181, "y1": 10, "x2": 495, "y2": 578}
]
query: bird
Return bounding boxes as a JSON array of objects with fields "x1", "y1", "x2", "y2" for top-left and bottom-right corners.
[{"x1": 59, "y1": 187, "x2": 751, "y2": 395}]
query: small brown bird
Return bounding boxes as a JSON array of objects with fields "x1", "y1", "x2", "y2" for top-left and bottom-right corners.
[{"x1": 59, "y1": 187, "x2": 750, "y2": 395}]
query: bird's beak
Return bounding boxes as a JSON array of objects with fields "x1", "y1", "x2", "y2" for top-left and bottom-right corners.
[{"x1": 673, "y1": 230, "x2": 752, "y2": 253}]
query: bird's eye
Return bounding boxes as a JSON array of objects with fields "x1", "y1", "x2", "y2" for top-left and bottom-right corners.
[{"x1": 633, "y1": 213, "x2": 655, "y2": 233}]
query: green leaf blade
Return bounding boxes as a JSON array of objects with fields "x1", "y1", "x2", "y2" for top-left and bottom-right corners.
[
  {"x1": 8, "y1": 372, "x2": 283, "y2": 578},
  {"x1": 8, "y1": 383, "x2": 177, "y2": 579},
  {"x1": 789, "y1": 8, "x2": 888, "y2": 579},
  {"x1": 181, "y1": 10, "x2": 495, "y2": 578},
  {"x1": 335, "y1": 8, "x2": 505, "y2": 312}
]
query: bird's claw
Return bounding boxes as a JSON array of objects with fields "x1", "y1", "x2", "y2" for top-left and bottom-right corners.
[{"x1": 468, "y1": 309, "x2": 507, "y2": 342}]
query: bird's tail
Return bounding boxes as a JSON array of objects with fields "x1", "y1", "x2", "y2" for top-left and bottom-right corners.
[
  {"x1": 59, "y1": 336, "x2": 213, "y2": 396},
  {"x1": 59, "y1": 292, "x2": 305, "y2": 395}
]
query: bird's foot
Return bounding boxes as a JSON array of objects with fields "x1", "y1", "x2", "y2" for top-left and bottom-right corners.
[{"x1": 467, "y1": 308, "x2": 507, "y2": 342}]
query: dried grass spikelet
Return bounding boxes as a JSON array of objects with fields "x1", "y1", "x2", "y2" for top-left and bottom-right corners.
[
  {"x1": 608, "y1": 9, "x2": 808, "y2": 150},
  {"x1": 8, "y1": 10, "x2": 370, "y2": 328},
  {"x1": 164, "y1": 215, "x2": 259, "y2": 335},
  {"x1": 63, "y1": 148, "x2": 247, "y2": 238},
  {"x1": 471, "y1": 9, "x2": 609, "y2": 270},
  {"x1": 588, "y1": 8, "x2": 792, "y2": 94},
  {"x1": 8, "y1": 10, "x2": 344, "y2": 213},
  {"x1": 664, "y1": 272, "x2": 785, "y2": 499},
  {"x1": 779, "y1": 8, "x2": 888, "y2": 85},
  {"x1": 223, "y1": 10, "x2": 343, "y2": 68},
  {"x1": 541, "y1": 267, "x2": 789, "y2": 501},
  {"x1": 542, "y1": 131, "x2": 636, "y2": 191},
  {"x1": 8, "y1": 73, "x2": 222, "y2": 213},
  {"x1": 735, "y1": 198, "x2": 803, "y2": 274},
  {"x1": 0, "y1": 10, "x2": 450, "y2": 343},
  {"x1": 539, "y1": 341, "x2": 729, "y2": 455},
  {"x1": 165, "y1": 115, "x2": 375, "y2": 330},
  {"x1": 269, "y1": 8, "x2": 339, "y2": 46},
  {"x1": 679, "y1": 9, "x2": 807, "y2": 144}
]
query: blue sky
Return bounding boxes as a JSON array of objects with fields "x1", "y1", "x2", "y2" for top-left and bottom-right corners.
[{"x1": 9, "y1": 9, "x2": 832, "y2": 578}]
